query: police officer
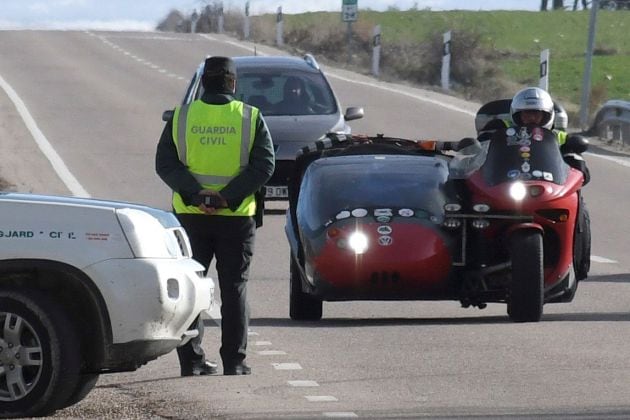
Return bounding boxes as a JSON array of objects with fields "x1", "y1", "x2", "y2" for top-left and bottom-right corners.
[{"x1": 156, "y1": 56, "x2": 275, "y2": 376}]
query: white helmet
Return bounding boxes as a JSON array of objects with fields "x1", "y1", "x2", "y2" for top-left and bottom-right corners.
[{"x1": 510, "y1": 87, "x2": 555, "y2": 130}]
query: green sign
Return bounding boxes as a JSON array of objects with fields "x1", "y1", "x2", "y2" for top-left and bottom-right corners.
[{"x1": 342, "y1": 0, "x2": 358, "y2": 22}]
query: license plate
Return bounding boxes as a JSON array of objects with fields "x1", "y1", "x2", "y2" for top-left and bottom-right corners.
[{"x1": 265, "y1": 186, "x2": 288, "y2": 198}]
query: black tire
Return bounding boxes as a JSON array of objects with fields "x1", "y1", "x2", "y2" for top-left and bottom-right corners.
[
  {"x1": 289, "y1": 257, "x2": 322, "y2": 321},
  {"x1": 507, "y1": 230, "x2": 544, "y2": 322},
  {"x1": 57, "y1": 374, "x2": 99, "y2": 410},
  {"x1": 0, "y1": 289, "x2": 81, "y2": 418}
]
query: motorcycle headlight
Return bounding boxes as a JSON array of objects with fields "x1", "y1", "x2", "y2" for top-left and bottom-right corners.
[{"x1": 509, "y1": 182, "x2": 527, "y2": 201}]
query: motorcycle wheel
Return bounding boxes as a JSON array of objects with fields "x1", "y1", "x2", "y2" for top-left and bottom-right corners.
[
  {"x1": 507, "y1": 230, "x2": 543, "y2": 322},
  {"x1": 289, "y1": 257, "x2": 323, "y2": 321}
]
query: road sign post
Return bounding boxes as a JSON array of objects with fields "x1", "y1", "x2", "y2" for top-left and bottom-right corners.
[
  {"x1": 539, "y1": 49, "x2": 550, "y2": 91},
  {"x1": 276, "y1": 6, "x2": 284, "y2": 47},
  {"x1": 244, "y1": 1, "x2": 250, "y2": 39},
  {"x1": 372, "y1": 24, "x2": 381, "y2": 77},
  {"x1": 441, "y1": 31, "x2": 451, "y2": 91},
  {"x1": 342, "y1": 0, "x2": 358, "y2": 64}
]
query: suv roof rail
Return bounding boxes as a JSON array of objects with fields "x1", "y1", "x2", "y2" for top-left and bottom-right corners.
[{"x1": 303, "y1": 53, "x2": 320, "y2": 70}]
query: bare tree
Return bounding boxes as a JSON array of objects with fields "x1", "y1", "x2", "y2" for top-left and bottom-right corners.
[
  {"x1": 541, "y1": 0, "x2": 549, "y2": 11},
  {"x1": 553, "y1": 0, "x2": 565, "y2": 9}
]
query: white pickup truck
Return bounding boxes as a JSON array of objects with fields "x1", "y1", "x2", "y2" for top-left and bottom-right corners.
[{"x1": 0, "y1": 192, "x2": 214, "y2": 418}]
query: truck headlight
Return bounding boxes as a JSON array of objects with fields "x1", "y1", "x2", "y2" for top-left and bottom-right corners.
[{"x1": 116, "y1": 208, "x2": 180, "y2": 258}]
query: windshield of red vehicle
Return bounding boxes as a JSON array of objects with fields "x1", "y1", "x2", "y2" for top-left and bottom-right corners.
[
  {"x1": 297, "y1": 154, "x2": 450, "y2": 231},
  {"x1": 481, "y1": 127, "x2": 569, "y2": 186}
]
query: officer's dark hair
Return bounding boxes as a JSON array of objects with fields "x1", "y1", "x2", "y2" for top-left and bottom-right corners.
[{"x1": 202, "y1": 56, "x2": 236, "y2": 94}]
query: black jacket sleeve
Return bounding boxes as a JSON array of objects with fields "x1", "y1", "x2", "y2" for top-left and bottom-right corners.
[{"x1": 155, "y1": 117, "x2": 203, "y2": 206}]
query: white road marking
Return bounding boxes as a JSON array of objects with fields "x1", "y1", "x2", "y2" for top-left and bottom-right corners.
[
  {"x1": 591, "y1": 255, "x2": 618, "y2": 263},
  {"x1": 257, "y1": 350, "x2": 287, "y2": 356},
  {"x1": 272, "y1": 362, "x2": 302, "y2": 370},
  {"x1": 323, "y1": 413, "x2": 359, "y2": 418},
  {"x1": 254, "y1": 340, "x2": 272, "y2": 346},
  {"x1": 586, "y1": 152, "x2": 630, "y2": 167},
  {"x1": 0, "y1": 73, "x2": 90, "y2": 197},
  {"x1": 288, "y1": 380, "x2": 319, "y2": 387},
  {"x1": 305, "y1": 395, "x2": 338, "y2": 402}
]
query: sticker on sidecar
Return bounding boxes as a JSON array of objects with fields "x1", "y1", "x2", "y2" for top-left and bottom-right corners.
[
  {"x1": 378, "y1": 236, "x2": 393, "y2": 246},
  {"x1": 377, "y1": 225, "x2": 393, "y2": 235},
  {"x1": 374, "y1": 208, "x2": 393, "y2": 217}
]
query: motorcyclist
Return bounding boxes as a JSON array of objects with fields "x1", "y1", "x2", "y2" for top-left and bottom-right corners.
[
  {"x1": 510, "y1": 87, "x2": 590, "y2": 183},
  {"x1": 479, "y1": 87, "x2": 591, "y2": 281}
]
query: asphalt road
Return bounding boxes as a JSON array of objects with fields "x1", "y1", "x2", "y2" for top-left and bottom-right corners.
[{"x1": 1, "y1": 30, "x2": 630, "y2": 419}]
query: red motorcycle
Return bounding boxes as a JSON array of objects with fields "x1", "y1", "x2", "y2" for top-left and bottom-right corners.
[{"x1": 450, "y1": 126, "x2": 587, "y2": 321}]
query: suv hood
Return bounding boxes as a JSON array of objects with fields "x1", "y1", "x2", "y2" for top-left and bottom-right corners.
[{"x1": 0, "y1": 192, "x2": 179, "y2": 228}]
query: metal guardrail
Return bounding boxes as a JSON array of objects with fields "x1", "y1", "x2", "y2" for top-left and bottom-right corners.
[{"x1": 590, "y1": 100, "x2": 630, "y2": 145}]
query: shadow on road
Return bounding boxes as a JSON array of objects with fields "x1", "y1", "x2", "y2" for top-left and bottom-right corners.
[
  {"x1": 246, "y1": 309, "x2": 630, "y2": 328},
  {"x1": 581, "y1": 273, "x2": 630, "y2": 283}
]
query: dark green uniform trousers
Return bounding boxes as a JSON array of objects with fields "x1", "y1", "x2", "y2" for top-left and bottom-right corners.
[{"x1": 176, "y1": 214, "x2": 255, "y2": 370}]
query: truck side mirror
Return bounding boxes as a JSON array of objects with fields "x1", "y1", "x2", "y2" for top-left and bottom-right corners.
[{"x1": 162, "y1": 109, "x2": 174, "y2": 122}]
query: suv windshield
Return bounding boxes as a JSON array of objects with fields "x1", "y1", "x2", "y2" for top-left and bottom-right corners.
[{"x1": 234, "y1": 69, "x2": 338, "y2": 117}]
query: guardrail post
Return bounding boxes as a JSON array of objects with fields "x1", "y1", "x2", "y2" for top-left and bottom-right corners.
[{"x1": 611, "y1": 124, "x2": 622, "y2": 142}]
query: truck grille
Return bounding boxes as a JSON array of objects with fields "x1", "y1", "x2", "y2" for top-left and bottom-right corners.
[{"x1": 172, "y1": 228, "x2": 192, "y2": 258}]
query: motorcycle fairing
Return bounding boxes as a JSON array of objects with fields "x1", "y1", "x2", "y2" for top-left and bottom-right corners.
[{"x1": 482, "y1": 127, "x2": 568, "y2": 186}]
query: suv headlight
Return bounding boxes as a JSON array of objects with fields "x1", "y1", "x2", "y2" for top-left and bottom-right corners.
[{"x1": 116, "y1": 208, "x2": 188, "y2": 258}]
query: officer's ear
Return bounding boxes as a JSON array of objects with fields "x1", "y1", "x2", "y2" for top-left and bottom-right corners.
[{"x1": 229, "y1": 78, "x2": 236, "y2": 94}]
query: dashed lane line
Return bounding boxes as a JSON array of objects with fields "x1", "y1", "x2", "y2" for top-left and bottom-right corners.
[
  {"x1": 288, "y1": 380, "x2": 319, "y2": 387},
  {"x1": 272, "y1": 362, "x2": 302, "y2": 370},
  {"x1": 305, "y1": 395, "x2": 338, "y2": 402}
]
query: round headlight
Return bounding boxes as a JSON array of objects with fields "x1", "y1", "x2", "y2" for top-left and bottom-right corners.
[
  {"x1": 473, "y1": 203, "x2": 490, "y2": 213},
  {"x1": 348, "y1": 231, "x2": 369, "y2": 254},
  {"x1": 444, "y1": 203, "x2": 462, "y2": 212},
  {"x1": 509, "y1": 182, "x2": 527, "y2": 201}
]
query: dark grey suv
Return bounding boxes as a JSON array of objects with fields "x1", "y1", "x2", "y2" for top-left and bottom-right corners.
[{"x1": 165, "y1": 54, "x2": 364, "y2": 199}]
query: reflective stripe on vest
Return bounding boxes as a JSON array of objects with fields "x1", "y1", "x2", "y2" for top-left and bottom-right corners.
[{"x1": 172, "y1": 100, "x2": 257, "y2": 216}]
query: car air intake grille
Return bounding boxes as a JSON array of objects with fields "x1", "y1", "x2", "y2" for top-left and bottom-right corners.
[{"x1": 370, "y1": 271, "x2": 401, "y2": 285}]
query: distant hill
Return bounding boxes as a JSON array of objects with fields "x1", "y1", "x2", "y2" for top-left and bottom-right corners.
[{"x1": 158, "y1": 8, "x2": 629, "y2": 121}]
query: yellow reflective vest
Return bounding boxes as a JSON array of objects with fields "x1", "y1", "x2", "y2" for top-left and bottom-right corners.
[{"x1": 171, "y1": 99, "x2": 258, "y2": 216}]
